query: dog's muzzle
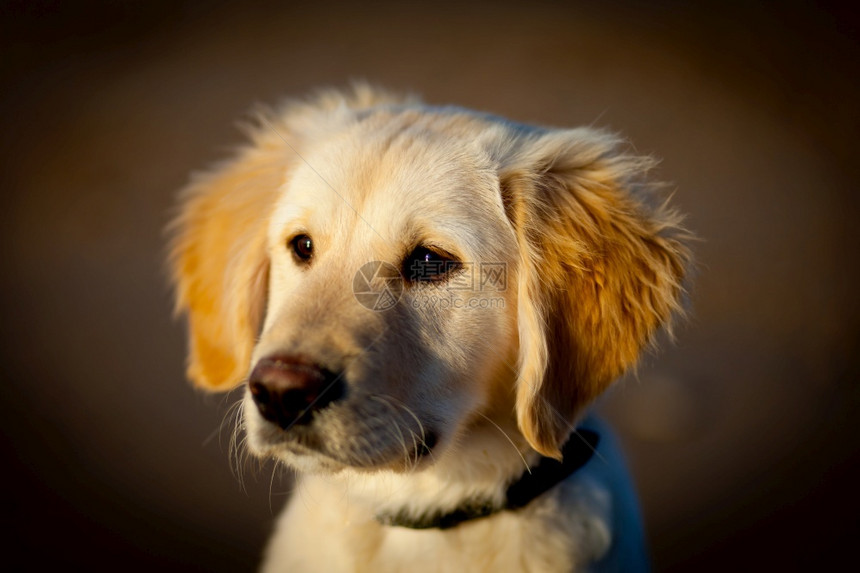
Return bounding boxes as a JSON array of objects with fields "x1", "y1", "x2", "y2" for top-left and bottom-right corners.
[{"x1": 248, "y1": 355, "x2": 345, "y2": 428}]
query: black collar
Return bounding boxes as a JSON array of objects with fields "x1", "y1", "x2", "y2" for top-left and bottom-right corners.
[{"x1": 376, "y1": 429, "x2": 600, "y2": 530}]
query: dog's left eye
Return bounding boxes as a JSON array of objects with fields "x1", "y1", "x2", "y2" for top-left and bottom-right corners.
[
  {"x1": 404, "y1": 246, "x2": 460, "y2": 282},
  {"x1": 290, "y1": 234, "x2": 314, "y2": 262}
]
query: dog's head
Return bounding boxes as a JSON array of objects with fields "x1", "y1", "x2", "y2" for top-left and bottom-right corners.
[{"x1": 170, "y1": 87, "x2": 689, "y2": 472}]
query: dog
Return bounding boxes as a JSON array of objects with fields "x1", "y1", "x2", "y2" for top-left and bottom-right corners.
[{"x1": 169, "y1": 84, "x2": 690, "y2": 572}]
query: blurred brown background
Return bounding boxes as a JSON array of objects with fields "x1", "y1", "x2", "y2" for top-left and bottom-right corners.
[{"x1": 2, "y1": 1, "x2": 858, "y2": 571}]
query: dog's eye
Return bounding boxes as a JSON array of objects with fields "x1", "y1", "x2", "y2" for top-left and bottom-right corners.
[
  {"x1": 290, "y1": 234, "x2": 314, "y2": 262},
  {"x1": 404, "y1": 246, "x2": 460, "y2": 282}
]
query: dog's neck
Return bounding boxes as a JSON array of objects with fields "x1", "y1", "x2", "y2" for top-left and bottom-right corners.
[
  {"x1": 320, "y1": 417, "x2": 598, "y2": 530},
  {"x1": 375, "y1": 428, "x2": 599, "y2": 529}
]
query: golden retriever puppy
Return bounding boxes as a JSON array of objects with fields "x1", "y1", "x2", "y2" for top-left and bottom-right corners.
[{"x1": 170, "y1": 85, "x2": 690, "y2": 572}]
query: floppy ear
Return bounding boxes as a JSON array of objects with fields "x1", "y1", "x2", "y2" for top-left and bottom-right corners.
[
  {"x1": 168, "y1": 138, "x2": 284, "y2": 391},
  {"x1": 501, "y1": 129, "x2": 691, "y2": 458}
]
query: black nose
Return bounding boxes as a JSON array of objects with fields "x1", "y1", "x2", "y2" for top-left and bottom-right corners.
[{"x1": 248, "y1": 356, "x2": 345, "y2": 428}]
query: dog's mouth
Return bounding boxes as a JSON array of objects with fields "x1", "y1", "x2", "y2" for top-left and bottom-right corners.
[{"x1": 244, "y1": 389, "x2": 440, "y2": 471}]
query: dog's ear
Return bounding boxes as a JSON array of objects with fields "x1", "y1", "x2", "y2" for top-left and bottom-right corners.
[
  {"x1": 168, "y1": 139, "x2": 283, "y2": 391},
  {"x1": 500, "y1": 129, "x2": 691, "y2": 458}
]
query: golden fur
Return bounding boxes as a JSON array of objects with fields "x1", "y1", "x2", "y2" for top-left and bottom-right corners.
[{"x1": 169, "y1": 84, "x2": 690, "y2": 571}]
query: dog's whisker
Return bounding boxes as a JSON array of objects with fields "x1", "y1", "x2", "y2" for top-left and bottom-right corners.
[
  {"x1": 205, "y1": 397, "x2": 243, "y2": 449},
  {"x1": 234, "y1": 434, "x2": 254, "y2": 493},
  {"x1": 202, "y1": 425, "x2": 220, "y2": 448},
  {"x1": 375, "y1": 394, "x2": 427, "y2": 441},
  {"x1": 372, "y1": 393, "x2": 434, "y2": 469},
  {"x1": 268, "y1": 459, "x2": 281, "y2": 516},
  {"x1": 539, "y1": 397, "x2": 608, "y2": 466},
  {"x1": 475, "y1": 411, "x2": 532, "y2": 474},
  {"x1": 402, "y1": 422, "x2": 421, "y2": 470},
  {"x1": 392, "y1": 398, "x2": 427, "y2": 443},
  {"x1": 398, "y1": 409, "x2": 431, "y2": 458},
  {"x1": 407, "y1": 429, "x2": 421, "y2": 470},
  {"x1": 370, "y1": 395, "x2": 413, "y2": 468},
  {"x1": 224, "y1": 401, "x2": 244, "y2": 445},
  {"x1": 200, "y1": 393, "x2": 254, "y2": 493},
  {"x1": 230, "y1": 434, "x2": 244, "y2": 490}
]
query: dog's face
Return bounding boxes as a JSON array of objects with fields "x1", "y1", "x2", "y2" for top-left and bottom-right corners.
[
  {"x1": 170, "y1": 87, "x2": 689, "y2": 474},
  {"x1": 246, "y1": 117, "x2": 519, "y2": 472}
]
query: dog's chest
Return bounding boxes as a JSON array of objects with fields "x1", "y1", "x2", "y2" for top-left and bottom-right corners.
[{"x1": 261, "y1": 476, "x2": 613, "y2": 573}]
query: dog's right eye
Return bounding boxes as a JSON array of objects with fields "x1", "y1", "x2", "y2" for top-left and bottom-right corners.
[
  {"x1": 289, "y1": 234, "x2": 314, "y2": 262},
  {"x1": 404, "y1": 246, "x2": 460, "y2": 282}
]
